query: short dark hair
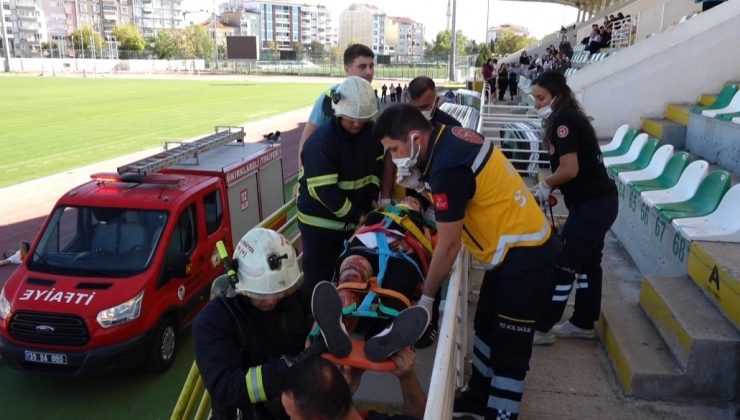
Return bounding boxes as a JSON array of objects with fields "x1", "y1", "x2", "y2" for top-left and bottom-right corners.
[
  {"x1": 283, "y1": 358, "x2": 352, "y2": 420},
  {"x1": 344, "y1": 44, "x2": 374, "y2": 66},
  {"x1": 408, "y1": 76, "x2": 436, "y2": 100},
  {"x1": 374, "y1": 104, "x2": 431, "y2": 142}
]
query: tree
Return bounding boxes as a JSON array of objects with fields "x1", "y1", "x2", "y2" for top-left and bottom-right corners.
[
  {"x1": 267, "y1": 41, "x2": 280, "y2": 60},
  {"x1": 292, "y1": 42, "x2": 304, "y2": 56},
  {"x1": 493, "y1": 29, "x2": 537, "y2": 56},
  {"x1": 183, "y1": 25, "x2": 214, "y2": 60},
  {"x1": 474, "y1": 43, "x2": 492, "y2": 67},
  {"x1": 307, "y1": 40, "x2": 326, "y2": 61},
  {"x1": 70, "y1": 26, "x2": 103, "y2": 54},
  {"x1": 152, "y1": 30, "x2": 181, "y2": 59},
  {"x1": 112, "y1": 24, "x2": 145, "y2": 52},
  {"x1": 426, "y1": 29, "x2": 468, "y2": 60}
]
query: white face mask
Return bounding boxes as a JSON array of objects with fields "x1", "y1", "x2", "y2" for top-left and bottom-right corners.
[
  {"x1": 536, "y1": 98, "x2": 555, "y2": 119},
  {"x1": 392, "y1": 136, "x2": 420, "y2": 170},
  {"x1": 421, "y1": 109, "x2": 434, "y2": 121}
]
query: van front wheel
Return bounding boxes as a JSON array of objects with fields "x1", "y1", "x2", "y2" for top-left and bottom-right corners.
[{"x1": 147, "y1": 316, "x2": 177, "y2": 374}]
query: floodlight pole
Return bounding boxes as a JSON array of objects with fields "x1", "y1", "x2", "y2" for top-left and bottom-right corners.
[
  {"x1": 0, "y1": 6, "x2": 10, "y2": 72},
  {"x1": 448, "y1": 0, "x2": 457, "y2": 81},
  {"x1": 213, "y1": 0, "x2": 218, "y2": 70}
]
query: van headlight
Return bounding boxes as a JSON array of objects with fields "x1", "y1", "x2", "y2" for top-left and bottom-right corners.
[
  {"x1": 0, "y1": 288, "x2": 10, "y2": 321},
  {"x1": 96, "y1": 291, "x2": 144, "y2": 328}
]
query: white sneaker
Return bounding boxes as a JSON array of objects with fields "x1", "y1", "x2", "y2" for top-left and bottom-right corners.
[
  {"x1": 532, "y1": 329, "x2": 556, "y2": 346},
  {"x1": 552, "y1": 321, "x2": 595, "y2": 339}
]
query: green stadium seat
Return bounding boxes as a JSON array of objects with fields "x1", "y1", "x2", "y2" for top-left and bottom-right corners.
[
  {"x1": 655, "y1": 170, "x2": 732, "y2": 221},
  {"x1": 602, "y1": 128, "x2": 638, "y2": 158},
  {"x1": 607, "y1": 137, "x2": 659, "y2": 176},
  {"x1": 690, "y1": 84, "x2": 738, "y2": 114},
  {"x1": 715, "y1": 110, "x2": 740, "y2": 121},
  {"x1": 630, "y1": 152, "x2": 690, "y2": 193}
]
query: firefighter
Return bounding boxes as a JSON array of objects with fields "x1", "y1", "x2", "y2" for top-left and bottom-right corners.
[
  {"x1": 529, "y1": 71, "x2": 618, "y2": 345},
  {"x1": 192, "y1": 228, "x2": 315, "y2": 420},
  {"x1": 375, "y1": 105, "x2": 561, "y2": 420},
  {"x1": 297, "y1": 76, "x2": 384, "y2": 309}
]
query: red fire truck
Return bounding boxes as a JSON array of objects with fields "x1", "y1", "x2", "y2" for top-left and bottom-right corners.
[{"x1": 0, "y1": 127, "x2": 285, "y2": 376}]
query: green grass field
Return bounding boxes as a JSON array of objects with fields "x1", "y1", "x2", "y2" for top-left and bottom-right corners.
[{"x1": 0, "y1": 77, "x2": 326, "y2": 188}]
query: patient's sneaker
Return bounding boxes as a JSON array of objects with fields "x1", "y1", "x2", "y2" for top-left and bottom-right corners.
[
  {"x1": 311, "y1": 281, "x2": 352, "y2": 358},
  {"x1": 532, "y1": 329, "x2": 556, "y2": 346},
  {"x1": 415, "y1": 323, "x2": 437, "y2": 349},
  {"x1": 364, "y1": 306, "x2": 429, "y2": 362},
  {"x1": 552, "y1": 321, "x2": 595, "y2": 339}
]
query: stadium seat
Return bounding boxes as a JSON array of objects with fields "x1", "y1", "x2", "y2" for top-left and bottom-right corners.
[
  {"x1": 618, "y1": 144, "x2": 674, "y2": 184},
  {"x1": 691, "y1": 84, "x2": 738, "y2": 113},
  {"x1": 641, "y1": 160, "x2": 709, "y2": 206},
  {"x1": 654, "y1": 170, "x2": 731, "y2": 221},
  {"x1": 715, "y1": 111, "x2": 740, "y2": 121},
  {"x1": 672, "y1": 184, "x2": 740, "y2": 242},
  {"x1": 630, "y1": 152, "x2": 691, "y2": 193},
  {"x1": 702, "y1": 90, "x2": 740, "y2": 117},
  {"x1": 733, "y1": 116, "x2": 740, "y2": 125},
  {"x1": 603, "y1": 133, "x2": 649, "y2": 167},
  {"x1": 600, "y1": 124, "x2": 630, "y2": 152},
  {"x1": 607, "y1": 137, "x2": 659, "y2": 176},
  {"x1": 602, "y1": 128, "x2": 639, "y2": 158},
  {"x1": 564, "y1": 68, "x2": 578, "y2": 77}
]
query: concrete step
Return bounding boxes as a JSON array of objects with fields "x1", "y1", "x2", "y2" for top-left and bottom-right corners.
[
  {"x1": 639, "y1": 276, "x2": 739, "y2": 401},
  {"x1": 598, "y1": 301, "x2": 683, "y2": 400},
  {"x1": 686, "y1": 241, "x2": 740, "y2": 328},
  {"x1": 641, "y1": 117, "x2": 687, "y2": 148},
  {"x1": 664, "y1": 104, "x2": 691, "y2": 126}
]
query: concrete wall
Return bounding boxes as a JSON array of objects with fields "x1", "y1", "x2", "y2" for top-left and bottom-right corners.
[
  {"x1": 635, "y1": 0, "x2": 702, "y2": 39},
  {"x1": 569, "y1": 0, "x2": 740, "y2": 137},
  {"x1": 686, "y1": 113, "x2": 740, "y2": 175},
  {"x1": 3, "y1": 58, "x2": 206, "y2": 74}
]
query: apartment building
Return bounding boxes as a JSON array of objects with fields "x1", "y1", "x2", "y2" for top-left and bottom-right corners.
[
  {"x1": 386, "y1": 16, "x2": 423, "y2": 63},
  {"x1": 337, "y1": 3, "x2": 385, "y2": 53}
]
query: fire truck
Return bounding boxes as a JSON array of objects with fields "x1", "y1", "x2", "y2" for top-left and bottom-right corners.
[{"x1": 0, "y1": 127, "x2": 285, "y2": 376}]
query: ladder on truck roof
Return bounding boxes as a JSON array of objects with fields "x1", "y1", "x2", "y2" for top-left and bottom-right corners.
[{"x1": 117, "y1": 126, "x2": 245, "y2": 175}]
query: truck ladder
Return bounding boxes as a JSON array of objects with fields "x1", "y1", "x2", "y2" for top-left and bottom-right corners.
[{"x1": 117, "y1": 126, "x2": 245, "y2": 175}]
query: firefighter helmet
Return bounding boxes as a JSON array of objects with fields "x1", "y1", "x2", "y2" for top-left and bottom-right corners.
[
  {"x1": 233, "y1": 228, "x2": 301, "y2": 299},
  {"x1": 332, "y1": 76, "x2": 378, "y2": 120}
]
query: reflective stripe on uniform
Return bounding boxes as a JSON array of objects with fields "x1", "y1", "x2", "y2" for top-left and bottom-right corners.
[
  {"x1": 297, "y1": 210, "x2": 355, "y2": 231},
  {"x1": 306, "y1": 173, "x2": 339, "y2": 209},
  {"x1": 489, "y1": 221, "x2": 551, "y2": 267},
  {"x1": 471, "y1": 139, "x2": 493, "y2": 174},
  {"x1": 245, "y1": 365, "x2": 267, "y2": 403},
  {"x1": 334, "y1": 198, "x2": 352, "y2": 218},
  {"x1": 337, "y1": 175, "x2": 380, "y2": 190}
]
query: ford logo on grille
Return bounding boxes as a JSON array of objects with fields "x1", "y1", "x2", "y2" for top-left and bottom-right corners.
[{"x1": 36, "y1": 325, "x2": 55, "y2": 333}]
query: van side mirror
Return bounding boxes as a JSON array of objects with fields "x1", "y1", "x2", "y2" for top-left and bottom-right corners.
[
  {"x1": 19, "y1": 241, "x2": 30, "y2": 261},
  {"x1": 165, "y1": 251, "x2": 190, "y2": 279}
]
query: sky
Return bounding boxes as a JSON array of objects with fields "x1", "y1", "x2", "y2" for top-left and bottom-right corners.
[{"x1": 181, "y1": 0, "x2": 579, "y2": 42}]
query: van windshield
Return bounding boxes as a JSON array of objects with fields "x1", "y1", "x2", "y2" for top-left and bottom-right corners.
[{"x1": 29, "y1": 206, "x2": 168, "y2": 277}]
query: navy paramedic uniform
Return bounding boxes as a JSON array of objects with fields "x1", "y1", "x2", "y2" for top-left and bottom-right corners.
[
  {"x1": 193, "y1": 294, "x2": 311, "y2": 420},
  {"x1": 535, "y1": 110, "x2": 618, "y2": 333},
  {"x1": 422, "y1": 125, "x2": 560, "y2": 419},
  {"x1": 297, "y1": 117, "x2": 384, "y2": 308}
]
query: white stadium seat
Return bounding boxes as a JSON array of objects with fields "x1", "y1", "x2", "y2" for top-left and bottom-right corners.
[
  {"x1": 672, "y1": 184, "x2": 740, "y2": 242},
  {"x1": 641, "y1": 160, "x2": 709, "y2": 206},
  {"x1": 600, "y1": 124, "x2": 630, "y2": 152},
  {"x1": 701, "y1": 91, "x2": 740, "y2": 117},
  {"x1": 603, "y1": 133, "x2": 648, "y2": 167},
  {"x1": 618, "y1": 144, "x2": 674, "y2": 184}
]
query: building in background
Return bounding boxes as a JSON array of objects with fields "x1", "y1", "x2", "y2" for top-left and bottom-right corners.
[
  {"x1": 386, "y1": 16, "x2": 423, "y2": 63},
  {"x1": 486, "y1": 23, "x2": 529, "y2": 43},
  {"x1": 337, "y1": 3, "x2": 384, "y2": 53},
  {"x1": 132, "y1": 0, "x2": 183, "y2": 38}
]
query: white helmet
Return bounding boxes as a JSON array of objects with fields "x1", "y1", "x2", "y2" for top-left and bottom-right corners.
[
  {"x1": 233, "y1": 228, "x2": 301, "y2": 299},
  {"x1": 332, "y1": 76, "x2": 378, "y2": 120}
]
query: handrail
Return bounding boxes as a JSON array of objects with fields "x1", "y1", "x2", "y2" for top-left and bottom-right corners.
[
  {"x1": 425, "y1": 249, "x2": 470, "y2": 418},
  {"x1": 170, "y1": 197, "x2": 299, "y2": 420}
]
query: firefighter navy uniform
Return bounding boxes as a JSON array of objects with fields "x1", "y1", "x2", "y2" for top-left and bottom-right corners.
[
  {"x1": 297, "y1": 117, "x2": 384, "y2": 307},
  {"x1": 193, "y1": 294, "x2": 311, "y2": 420},
  {"x1": 535, "y1": 109, "x2": 618, "y2": 333},
  {"x1": 422, "y1": 125, "x2": 561, "y2": 419}
]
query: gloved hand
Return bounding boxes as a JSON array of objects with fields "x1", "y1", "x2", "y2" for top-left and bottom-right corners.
[
  {"x1": 532, "y1": 180, "x2": 553, "y2": 205},
  {"x1": 417, "y1": 294, "x2": 434, "y2": 324},
  {"x1": 397, "y1": 168, "x2": 427, "y2": 193}
]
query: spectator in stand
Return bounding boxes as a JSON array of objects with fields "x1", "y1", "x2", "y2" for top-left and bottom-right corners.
[
  {"x1": 390, "y1": 83, "x2": 396, "y2": 103},
  {"x1": 402, "y1": 84, "x2": 409, "y2": 103},
  {"x1": 481, "y1": 58, "x2": 495, "y2": 101},
  {"x1": 519, "y1": 50, "x2": 531, "y2": 66},
  {"x1": 617, "y1": 12, "x2": 625, "y2": 21},
  {"x1": 586, "y1": 27, "x2": 603, "y2": 54},
  {"x1": 508, "y1": 63, "x2": 520, "y2": 101},
  {"x1": 381, "y1": 84, "x2": 388, "y2": 103},
  {"x1": 601, "y1": 26, "x2": 612, "y2": 47},
  {"x1": 396, "y1": 84, "x2": 403, "y2": 104},
  {"x1": 549, "y1": 44, "x2": 559, "y2": 56},
  {"x1": 562, "y1": 54, "x2": 572, "y2": 72},
  {"x1": 497, "y1": 63, "x2": 509, "y2": 101},
  {"x1": 559, "y1": 36, "x2": 573, "y2": 59}
]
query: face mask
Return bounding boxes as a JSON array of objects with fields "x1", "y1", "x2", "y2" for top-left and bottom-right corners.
[
  {"x1": 537, "y1": 98, "x2": 555, "y2": 119},
  {"x1": 392, "y1": 135, "x2": 420, "y2": 169},
  {"x1": 420, "y1": 100, "x2": 437, "y2": 121}
]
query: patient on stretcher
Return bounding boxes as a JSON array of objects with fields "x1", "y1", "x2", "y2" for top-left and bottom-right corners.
[{"x1": 310, "y1": 196, "x2": 436, "y2": 368}]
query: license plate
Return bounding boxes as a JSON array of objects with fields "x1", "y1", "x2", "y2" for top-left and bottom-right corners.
[{"x1": 24, "y1": 350, "x2": 68, "y2": 365}]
